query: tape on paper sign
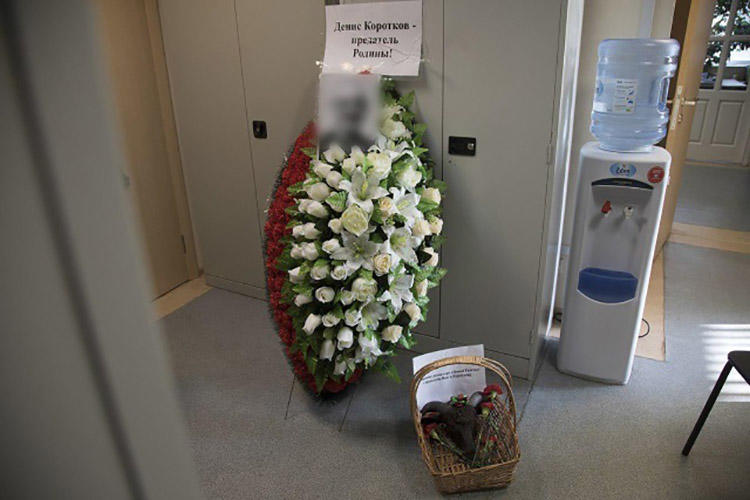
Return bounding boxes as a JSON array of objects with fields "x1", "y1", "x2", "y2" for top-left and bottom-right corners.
[{"x1": 323, "y1": 0, "x2": 422, "y2": 76}]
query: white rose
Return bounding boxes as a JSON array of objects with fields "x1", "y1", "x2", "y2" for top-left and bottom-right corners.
[
  {"x1": 345, "y1": 307, "x2": 361, "y2": 327},
  {"x1": 397, "y1": 164, "x2": 422, "y2": 191},
  {"x1": 310, "y1": 262, "x2": 329, "y2": 281},
  {"x1": 352, "y1": 277, "x2": 377, "y2": 302},
  {"x1": 298, "y1": 199, "x2": 312, "y2": 214},
  {"x1": 292, "y1": 225, "x2": 306, "y2": 239},
  {"x1": 367, "y1": 151, "x2": 392, "y2": 179},
  {"x1": 342, "y1": 157, "x2": 356, "y2": 175},
  {"x1": 381, "y1": 104, "x2": 403, "y2": 121},
  {"x1": 328, "y1": 218, "x2": 342, "y2": 234},
  {"x1": 423, "y1": 246, "x2": 439, "y2": 267},
  {"x1": 381, "y1": 325, "x2": 403, "y2": 343},
  {"x1": 373, "y1": 253, "x2": 391, "y2": 276},
  {"x1": 382, "y1": 118, "x2": 410, "y2": 140},
  {"x1": 288, "y1": 266, "x2": 305, "y2": 284},
  {"x1": 306, "y1": 182, "x2": 331, "y2": 202},
  {"x1": 319, "y1": 339, "x2": 335, "y2": 360},
  {"x1": 333, "y1": 357, "x2": 347, "y2": 375},
  {"x1": 429, "y1": 217, "x2": 443, "y2": 235},
  {"x1": 415, "y1": 279, "x2": 428, "y2": 297},
  {"x1": 413, "y1": 218, "x2": 432, "y2": 238},
  {"x1": 303, "y1": 223, "x2": 321, "y2": 240},
  {"x1": 379, "y1": 197, "x2": 397, "y2": 218},
  {"x1": 312, "y1": 159, "x2": 333, "y2": 178},
  {"x1": 326, "y1": 171, "x2": 343, "y2": 189},
  {"x1": 340, "y1": 289, "x2": 356, "y2": 305},
  {"x1": 340, "y1": 204, "x2": 370, "y2": 236},
  {"x1": 290, "y1": 243, "x2": 304, "y2": 259},
  {"x1": 294, "y1": 293, "x2": 313, "y2": 307},
  {"x1": 404, "y1": 302, "x2": 421, "y2": 323},
  {"x1": 303, "y1": 313, "x2": 321, "y2": 335},
  {"x1": 331, "y1": 265, "x2": 348, "y2": 281},
  {"x1": 337, "y1": 326, "x2": 354, "y2": 349},
  {"x1": 302, "y1": 242, "x2": 318, "y2": 261},
  {"x1": 323, "y1": 144, "x2": 346, "y2": 163},
  {"x1": 421, "y1": 187, "x2": 441, "y2": 204},
  {"x1": 322, "y1": 312, "x2": 340, "y2": 328},
  {"x1": 322, "y1": 238, "x2": 341, "y2": 254},
  {"x1": 315, "y1": 286, "x2": 335, "y2": 303},
  {"x1": 306, "y1": 201, "x2": 328, "y2": 218},
  {"x1": 350, "y1": 146, "x2": 366, "y2": 165}
]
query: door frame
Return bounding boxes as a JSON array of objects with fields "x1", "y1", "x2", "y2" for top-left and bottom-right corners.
[
  {"x1": 2, "y1": 0, "x2": 201, "y2": 496},
  {"x1": 145, "y1": 0, "x2": 200, "y2": 282},
  {"x1": 656, "y1": 0, "x2": 716, "y2": 253}
]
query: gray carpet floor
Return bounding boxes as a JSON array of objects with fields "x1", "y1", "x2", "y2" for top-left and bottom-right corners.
[
  {"x1": 675, "y1": 164, "x2": 750, "y2": 231},
  {"x1": 160, "y1": 243, "x2": 750, "y2": 499}
]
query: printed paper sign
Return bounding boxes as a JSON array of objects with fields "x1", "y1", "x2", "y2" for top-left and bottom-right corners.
[
  {"x1": 323, "y1": 0, "x2": 422, "y2": 76},
  {"x1": 412, "y1": 345, "x2": 486, "y2": 410}
]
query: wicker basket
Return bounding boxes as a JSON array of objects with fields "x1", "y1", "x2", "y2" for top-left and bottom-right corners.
[{"x1": 410, "y1": 356, "x2": 520, "y2": 494}]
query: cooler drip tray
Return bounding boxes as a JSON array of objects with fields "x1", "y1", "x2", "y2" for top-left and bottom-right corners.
[{"x1": 577, "y1": 267, "x2": 638, "y2": 304}]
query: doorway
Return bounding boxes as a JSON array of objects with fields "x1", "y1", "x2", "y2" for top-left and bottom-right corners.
[
  {"x1": 95, "y1": 0, "x2": 199, "y2": 298},
  {"x1": 688, "y1": 0, "x2": 750, "y2": 165}
]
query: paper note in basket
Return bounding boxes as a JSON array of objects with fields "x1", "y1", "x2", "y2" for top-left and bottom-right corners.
[{"x1": 412, "y1": 345, "x2": 486, "y2": 410}]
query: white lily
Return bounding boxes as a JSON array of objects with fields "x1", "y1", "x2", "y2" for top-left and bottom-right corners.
[
  {"x1": 358, "y1": 300, "x2": 387, "y2": 332},
  {"x1": 389, "y1": 187, "x2": 421, "y2": 228},
  {"x1": 355, "y1": 334, "x2": 383, "y2": 366},
  {"x1": 331, "y1": 231, "x2": 380, "y2": 271},
  {"x1": 378, "y1": 271, "x2": 414, "y2": 313},
  {"x1": 382, "y1": 224, "x2": 419, "y2": 266},
  {"x1": 340, "y1": 167, "x2": 388, "y2": 213}
]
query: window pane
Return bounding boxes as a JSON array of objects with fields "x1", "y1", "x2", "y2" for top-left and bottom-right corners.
[
  {"x1": 722, "y1": 41, "x2": 750, "y2": 90},
  {"x1": 702, "y1": 41, "x2": 723, "y2": 89},
  {"x1": 732, "y1": 0, "x2": 750, "y2": 34},
  {"x1": 713, "y1": 0, "x2": 731, "y2": 36}
]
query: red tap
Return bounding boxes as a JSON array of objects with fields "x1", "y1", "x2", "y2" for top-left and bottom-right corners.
[{"x1": 601, "y1": 200, "x2": 612, "y2": 215}]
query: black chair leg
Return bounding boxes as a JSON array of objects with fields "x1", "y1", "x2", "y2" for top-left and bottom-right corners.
[{"x1": 682, "y1": 361, "x2": 733, "y2": 456}]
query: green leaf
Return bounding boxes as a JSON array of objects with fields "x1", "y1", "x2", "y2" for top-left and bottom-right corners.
[
  {"x1": 429, "y1": 233, "x2": 446, "y2": 250},
  {"x1": 398, "y1": 90, "x2": 415, "y2": 109},
  {"x1": 370, "y1": 206, "x2": 384, "y2": 225},
  {"x1": 306, "y1": 354, "x2": 317, "y2": 375},
  {"x1": 314, "y1": 367, "x2": 328, "y2": 393},
  {"x1": 325, "y1": 191, "x2": 347, "y2": 212},
  {"x1": 380, "y1": 360, "x2": 401, "y2": 383},
  {"x1": 301, "y1": 147, "x2": 317, "y2": 159},
  {"x1": 430, "y1": 178, "x2": 448, "y2": 194},
  {"x1": 411, "y1": 146, "x2": 428, "y2": 157},
  {"x1": 431, "y1": 267, "x2": 448, "y2": 281},
  {"x1": 288, "y1": 181, "x2": 305, "y2": 195},
  {"x1": 417, "y1": 198, "x2": 439, "y2": 214},
  {"x1": 399, "y1": 334, "x2": 416, "y2": 349}
]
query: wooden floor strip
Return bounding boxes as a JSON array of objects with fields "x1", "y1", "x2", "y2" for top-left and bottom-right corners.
[
  {"x1": 153, "y1": 275, "x2": 212, "y2": 320},
  {"x1": 670, "y1": 222, "x2": 750, "y2": 255}
]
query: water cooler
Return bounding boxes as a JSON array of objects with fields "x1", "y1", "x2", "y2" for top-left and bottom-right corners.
[{"x1": 557, "y1": 39, "x2": 680, "y2": 384}]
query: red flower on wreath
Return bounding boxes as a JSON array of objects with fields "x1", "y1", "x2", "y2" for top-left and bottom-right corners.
[{"x1": 264, "y1": 122, "x2": 362, "y2": 394}]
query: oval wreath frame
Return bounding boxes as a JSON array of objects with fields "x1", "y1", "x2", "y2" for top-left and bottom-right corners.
[{"x1": 264, "y1": 84, "x2": 445, "y2": 395}]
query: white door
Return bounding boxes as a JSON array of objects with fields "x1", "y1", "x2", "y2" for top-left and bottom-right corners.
[{"x1": 688, "y1": 0, "x2": 750, "y2": 165}]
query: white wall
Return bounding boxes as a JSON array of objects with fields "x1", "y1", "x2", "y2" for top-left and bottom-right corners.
[{"x1": 557, "y1": 0, "x2": 675, "y2": 307}]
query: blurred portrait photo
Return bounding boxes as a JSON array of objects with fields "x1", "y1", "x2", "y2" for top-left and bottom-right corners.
[{"x1": 317, "y1": 73, "x2": 380, "y2": 156}]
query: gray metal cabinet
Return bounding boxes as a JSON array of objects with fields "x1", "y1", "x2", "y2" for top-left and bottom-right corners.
[
  {"x1": 159, "y1": 0, "x2": 266, "y2": 297},
  {"x1": 439, "y1": 0, "x2": 565, "y2": 373},
  {"x1": 159, "y1": 0, "x2": 578, "y2": 378}
]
